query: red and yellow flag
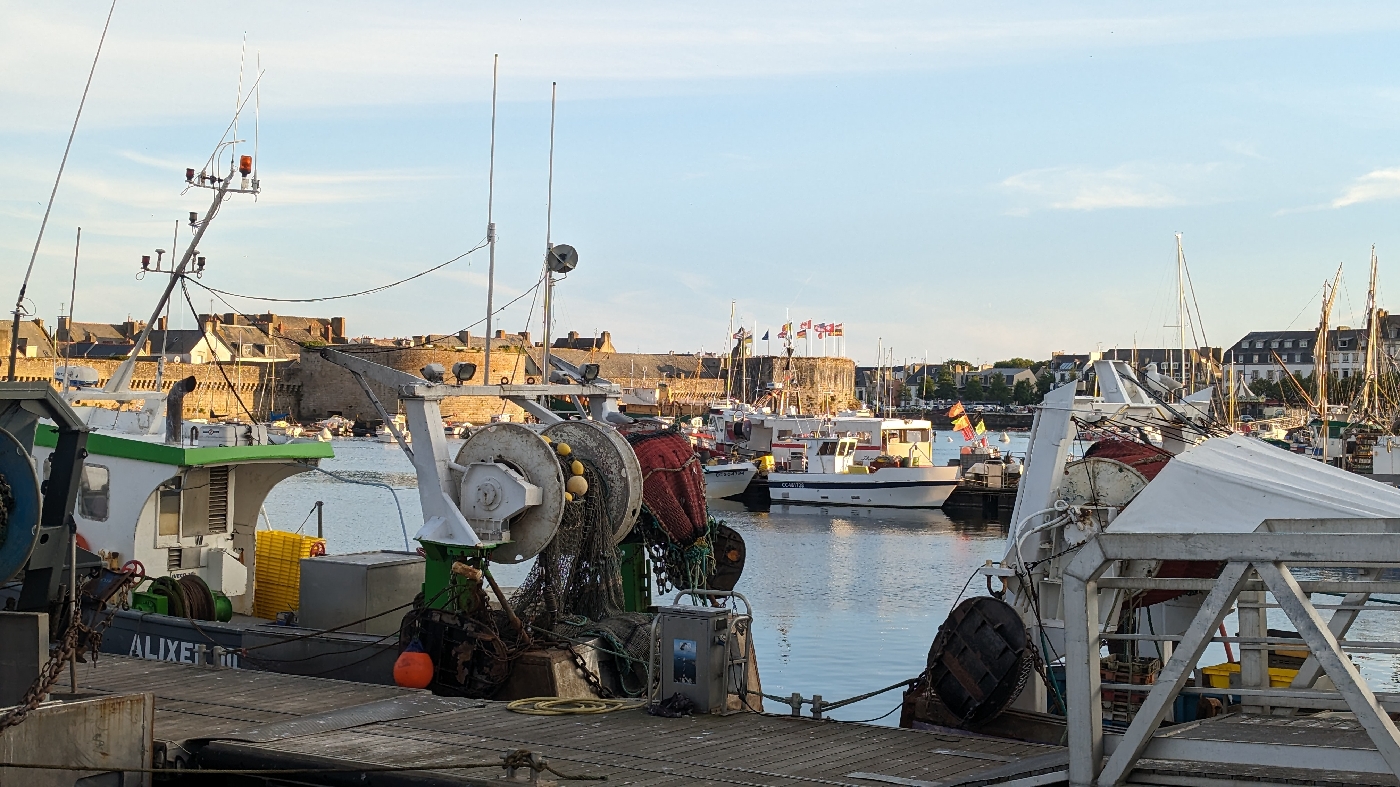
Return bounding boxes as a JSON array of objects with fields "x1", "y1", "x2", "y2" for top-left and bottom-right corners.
[{"x1": 947, "y1": 402, "x2": 966, "y2": 419}]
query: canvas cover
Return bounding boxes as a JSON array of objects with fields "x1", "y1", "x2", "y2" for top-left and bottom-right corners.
[{"x1": 1108, "y1": 434, "x2": 1400, "y2": 534}]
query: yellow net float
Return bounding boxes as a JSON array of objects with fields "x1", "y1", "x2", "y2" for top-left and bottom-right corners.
[
  {"x1": 566, "y1": 475, "x2": 589, "y2": 497},
  {"x1": 570, "y1": 460, "x2": 585, "y2": 477},
  {"x1": 556, "y1": 442, "x2": 572, "y2": 457}
]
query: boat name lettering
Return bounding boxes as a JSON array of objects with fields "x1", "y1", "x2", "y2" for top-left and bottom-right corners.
[{"x1": 127, "y1": 633, "x2": 240, "y2": 668}]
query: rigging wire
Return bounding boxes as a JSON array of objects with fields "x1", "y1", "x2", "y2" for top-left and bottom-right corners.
[
  {"x1": 196, "y1": 239, "x2": 488, "y2": 303},
  {"x1": 7, "y1": 0, "x2": 117, "y2": 381},
  {"x1": 178, "y1": 278, "x2": 256, "y2": 422}
]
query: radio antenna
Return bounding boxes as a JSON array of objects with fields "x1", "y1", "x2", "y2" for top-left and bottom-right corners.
[{"x1": 483, "y1": 54, "x2": 500, "y2": 387}]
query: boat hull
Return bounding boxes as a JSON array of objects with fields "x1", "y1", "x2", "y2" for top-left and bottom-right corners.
[
  {"x1": 767, "y1": 466, "x2": 959, "y2": 508},
  {"x1": 704, "y1": 462, "x2": 758, "y2": 499}
]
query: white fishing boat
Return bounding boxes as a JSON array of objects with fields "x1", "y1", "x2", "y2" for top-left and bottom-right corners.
[
  {"x1": 767, "y1": 436, "x2": 959, "y2": 508},
  {"x1": 703, "y1": 461, "x2": 757, "y2": 499}
]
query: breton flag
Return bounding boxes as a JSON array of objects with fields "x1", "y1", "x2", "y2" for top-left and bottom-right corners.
[{"x1": 947, "y1": 402, "x2": 966, "y2": 419}]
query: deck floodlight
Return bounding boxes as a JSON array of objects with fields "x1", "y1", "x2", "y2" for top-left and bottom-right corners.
[
  {"x1": 189, "y1": 211, "x2": 199, "y2": 227},
  {"x1": 581, "y1": 363, "x2": 600, "y2": 384},
  {"x1": 451, "y1": 362, "x2": 477, "y2": 384},
  {"x1": 420, "y1": 363, "x2": 446, "y2": 384}
]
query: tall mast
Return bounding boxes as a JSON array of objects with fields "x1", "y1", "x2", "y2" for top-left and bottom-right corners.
[
  {"x1": 482, "y1": 54, "x2": 499, "y2": 388},
  {"x1": 540, "y1": 82, "x2": 558, "y2": 386},
  {"x1": 1362, "y1": 245, "x2": 1380, "y2": 416},
  {"x1": 725, "y1": 301, "x2": 735, "y2": 401},
  {"x1": 1317, "y1": 265, "x2": 1343, "y2": 463},
  {"x1": 1176, "y1": 233, "x2": 1187, "y2": 390}
]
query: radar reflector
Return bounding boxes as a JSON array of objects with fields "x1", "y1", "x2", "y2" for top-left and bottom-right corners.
[{"x1": 546, "y1": 244, "x2": 578, "y2": 274}]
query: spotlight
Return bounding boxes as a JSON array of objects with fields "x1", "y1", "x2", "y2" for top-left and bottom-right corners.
[
  {"x1": 451, "y1": 362, "x2": 477, "y2": 384},
  {"x1": 581, "y1": 363, "x2": 600, "y2": 384},
  {"x1": 420, "y1": 363, "x2": 445, "y2": 384}
]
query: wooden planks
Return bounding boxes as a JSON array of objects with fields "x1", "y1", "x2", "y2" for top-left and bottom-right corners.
[{"x1": 77, "y1": 656, "x2": 1061, "y2": 786}]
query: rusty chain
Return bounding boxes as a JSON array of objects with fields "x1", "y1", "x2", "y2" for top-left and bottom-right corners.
[
  {"x1": 561, "y1": 640, "x2": 615, "y2": 699},
  {"x1": 0, "y1": 574, "x2": 135, "y2": 733}
]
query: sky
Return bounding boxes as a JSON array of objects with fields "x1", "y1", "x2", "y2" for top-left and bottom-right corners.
[{"x1": 4, "y1": 2, "x2": 1400, "y2": 366}]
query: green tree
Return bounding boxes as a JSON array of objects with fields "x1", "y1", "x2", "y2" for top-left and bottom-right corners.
[
  {"x1": 934, "y1": 364, "x2": 958, "y2": 400},
  {"x1": 1013, "y1": 378, "x2": 1036, "y2": 405},
  {"x1": 988, "y1": 373, "x2": 1011, "y2": 405},
  {"x1": 994, "y1": 358, "x2": 1036, "y2": 369},
  {"x1": 1036, "y1": 371, "x2": 1056, "y2": 398},
  {"x1": 963, "y1": 376, "x2": 985, "y2": 401}
]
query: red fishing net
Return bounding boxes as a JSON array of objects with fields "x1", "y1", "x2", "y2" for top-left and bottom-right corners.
[
  {"x1": 626, "y1": 432, "x2": 708, "y2": 546},
  {"x1": 1083, "y1": 438, "x2": 1173, "y2": 480}
]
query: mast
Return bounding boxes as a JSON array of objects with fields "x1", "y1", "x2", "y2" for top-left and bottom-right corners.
[
  {"x1": 725, "y1": 301, "x2": 735, "y2": 402},
  {"x1": 1361, "y1": 245, "x2": 1380, "y2": 417},
  {"x1": 540, "y1": 82, "x2": 558, "y2": 386},
  {"x1": 482, "y1": 54, "x2": 499, "y2": 388},
  {"x1": 1316, "y1": 265, "x2": 1343, "y2": 464},
  {"x1": 1176, "y1": 233, "x2": 1187, "y2": 391}
]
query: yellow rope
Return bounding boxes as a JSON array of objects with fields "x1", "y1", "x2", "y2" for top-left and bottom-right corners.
[{"x1": 506, "y1": 697, "x2": 645, "y2": 716}]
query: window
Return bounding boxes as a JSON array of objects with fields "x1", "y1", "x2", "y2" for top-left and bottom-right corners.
[
  {"x1": 1284, "y1": 340, "x2": 1293, "y2": 349},
  {"x1": 1342, "y1": 370, "x2": 1351, "y2": 379},
  {"x1": 817, "y1": 441, "x2": 837, "y2": 456},
  {"x1": 1251, "y1": 370, "x2": 1259, "y2": 380},
  {"x1": 158, "y1": 486, "x2": 181, "y2": 537},
  {"x1": 1267, "y1": 370, "x2": 1276, "y2": 381},
  {"x1": 1301, "y1": 339, "x2": 1309, "y2": 348},
  {"x1": 1253, "y1": 354, "x2": 1260, "y2": 363},
  {"x1": 1255, "y1": 341, "x2": 1264, "y2": 349},
  {"x1": 1270, "y1": 340, "x2": 1279, "y2": 349},
  {"x1": 79, "y1": 464, "x2": 109, "y2": 521}
]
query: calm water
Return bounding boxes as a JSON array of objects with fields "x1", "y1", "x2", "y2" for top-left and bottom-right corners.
[
  {"x1": 261, "y1": 434, "x2": 1400, "y2": 725},
  {"x1": 263, "y1": 434, "x2": 1022, "y2": 724}
]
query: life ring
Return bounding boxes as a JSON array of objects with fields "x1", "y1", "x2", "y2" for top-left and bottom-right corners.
[
  {"x1": 526, "y1": 376, "x2": 536, "y2": 385},
  {"x1": 121, "y1": 560, "x2": 146, "y2": 581},
  {"x1": 499, "y1": 376, "x2": 510, "y2": 385}
]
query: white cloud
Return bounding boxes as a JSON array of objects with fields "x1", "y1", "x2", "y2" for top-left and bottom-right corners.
[
  {"x1": 1000, "y1": 164, "x2": 1217, "y2": 211},
  {"x1": 1332, "y1": 166, "x2": 1400, "y2": 208}
]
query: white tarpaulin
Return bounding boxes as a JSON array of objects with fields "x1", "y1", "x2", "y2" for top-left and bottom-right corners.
[{"x1": 1108, "y1": 434, "x2": 1400, "y2": 534}]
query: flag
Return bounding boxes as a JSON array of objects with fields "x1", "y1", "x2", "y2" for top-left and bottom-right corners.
[
  {"x1": 761, "y1": 330, "x2": 770, "y2": 341},
  {"x1": 814, "y1": 323, "x2": 827, "y2": 338},
  {"x1": 951, "y1": 415, "x2": 971, "y2": 432},
  {"x1": 743, "y1": 333, "x2": 753, "y2": 346},
  {"x1": 961, "y1": 426, "x2": 977, "y2": 441},
  {"x1": 733, "y1": 328, "x2": 747, "y2": 340},
  {"x1": 974, "y1": 420, "x2": 987, "y2": 436},
  {"x1": 830, "y1": 323, "x2": 844, "y2": 337},
  {"x1": 796, "y1": 328, "x2": 808, "y2": 339},
  {"x1": 778, "y1": 322, "x2": 792, "y2": 339},
  {"x1": 947, "y1": 402, "x2": 965, "y2": 419},
  {"x1": 800, "y1": 320, "x2": 812, "y2": 331}
]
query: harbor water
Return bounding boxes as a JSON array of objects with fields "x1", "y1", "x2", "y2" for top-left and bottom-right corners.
[{"x1": 261, "y1": 434, "x2": 1400, "y2": 726}]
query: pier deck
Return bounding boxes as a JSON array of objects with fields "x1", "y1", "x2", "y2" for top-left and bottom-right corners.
[{"x1": 76, "y1": 656, "x2": 1066, "y2": 786}]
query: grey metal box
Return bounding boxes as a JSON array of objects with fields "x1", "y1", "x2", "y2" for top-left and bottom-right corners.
[
  {"x1": 298, "y1": 551, "x2": 424, "y2": 636},
  {"x1": 657, "y1": 605, "x2": 730, "y2": 713}
]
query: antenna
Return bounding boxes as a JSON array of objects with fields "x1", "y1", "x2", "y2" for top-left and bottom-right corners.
[
  {"x1": 541, "y1": 82, "x2": 558, "y2": 382},
  {"x1": 61, "y1": 227, "x2": 81, "y2": 392},
  {"x1": 483, "y1": 54, "x2": 499, "y2": 387},
  {"x1": 7, "y1": 0, "x2": 116, "y2": 381}
]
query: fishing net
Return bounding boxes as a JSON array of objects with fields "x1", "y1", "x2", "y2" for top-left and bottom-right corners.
[
  {"x1": 552, "y1": 611, "x2": 654, "y2": 696},
  {"x1": 511, "y1": 459, "x2": 625, "y2": 629},
  {"x1": 626, "y1": 431, "x2": 707, "y2": 544}
]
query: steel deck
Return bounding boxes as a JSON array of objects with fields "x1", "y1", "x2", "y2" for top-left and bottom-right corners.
[{"x1": 76, "y1": 656, "x2": 1064, "y2": 786}]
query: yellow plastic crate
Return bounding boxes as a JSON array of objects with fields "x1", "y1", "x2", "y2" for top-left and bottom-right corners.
[
  {"x1": 1202, "y1": 662, "x2": 1298, "y2": 689},
  {"x1": 253, "y1": 530, "x2": 326, "y2": 619}
]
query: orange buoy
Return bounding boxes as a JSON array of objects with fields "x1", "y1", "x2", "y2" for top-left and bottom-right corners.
[{"x1": 394, "y1": 638, "x2": 434, "y2": 689}]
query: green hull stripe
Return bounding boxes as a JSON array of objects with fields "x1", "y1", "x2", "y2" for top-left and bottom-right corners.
[{"x1": 34, "y1": 423, "x2": 334, "y2": 466}]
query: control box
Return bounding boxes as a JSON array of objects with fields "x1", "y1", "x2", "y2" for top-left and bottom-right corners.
[{"x1": 657, "y1": 605, "x2": 731, "y2": 713}]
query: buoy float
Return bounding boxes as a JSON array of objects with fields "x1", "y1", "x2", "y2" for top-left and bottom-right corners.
[
  {"x1": 566, "y1": 475, "x2": 589, "y2": 497},
  {"x1": 394, "y1": 638, "x2": 435, "y2": 689},
  {"x1": 556, "y1": 442, "x2": 572, "y2": 457},
  {"x1": 570, "y1": 460, "x2": 584, "y2": 476}
]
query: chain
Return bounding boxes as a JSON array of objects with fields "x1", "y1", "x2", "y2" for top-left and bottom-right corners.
[
  {"x1": 561, "y1": 640, "x2": 615, "y2": 699},
  {"x1": 0, "y1": 575, "x2": 135, "y2": 733}
]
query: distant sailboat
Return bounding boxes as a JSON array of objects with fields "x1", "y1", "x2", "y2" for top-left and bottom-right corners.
[{"x1": 999, "y1": 431, "x2": 1011, "y2": 443}]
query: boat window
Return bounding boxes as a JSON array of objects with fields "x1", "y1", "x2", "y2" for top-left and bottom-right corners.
[
  {"x1": 158, "y1": 486, "x2": 181, "y2": 537},
  {"x1": 837, "y1": 441, "x2": 853, "y2": 456},
  {"x1": 817, "y1": 441, "x2": 837, "y2": 455},
  {"x1": 79, "y1": 464, "x2": 110, "y2": 522}
]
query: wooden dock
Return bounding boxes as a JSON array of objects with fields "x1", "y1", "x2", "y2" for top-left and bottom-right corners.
[{"x1": 74, "y1": 656, "x2": 1070, "y2": 786}]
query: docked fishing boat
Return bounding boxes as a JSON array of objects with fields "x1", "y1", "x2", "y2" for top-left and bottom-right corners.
[
  {"x1": 703, "y1": 460, "x2": 758, "y2": 499},
  {"x1": 767, "y1": 435, "x2": 959, "y2": 508}
]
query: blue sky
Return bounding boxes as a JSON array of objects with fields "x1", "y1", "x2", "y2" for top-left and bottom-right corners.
[{"x1": 4, "y1": 2, "x2": 1400, "y2": 366}]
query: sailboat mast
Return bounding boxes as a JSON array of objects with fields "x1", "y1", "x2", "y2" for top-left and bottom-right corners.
[
  {"x1": 1317, "y1": 265, "x2": 1343, "y2": 464},
  {"x1": 1176, "y1": 233, "x2": 1187, "y2": 391},
  {"x1": 1363, "y1": 245, "x2": 1380, "y2": 416}
]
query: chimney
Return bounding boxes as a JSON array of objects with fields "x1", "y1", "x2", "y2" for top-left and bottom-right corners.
[
  {"x1": 32, "y1": 318, "x2": 44, "y2": 332},
  {"x1": 600, "y1": 330, "x2": 611, "y2": 343},
  {"x1": 57, "y1": 316, "x2": 70, "y2": 342},
  {"x1": 261, "y1": 313, "x2": 277, "y2": 325},
  {"x1": 495, "y1": 329, "x2": 505, "y2": 339},
  {"x1": 456, "y1": 330, "x2": 470, "y2": 345},
  {"x1": 412, "y1": 335, "x2": 426, "y2": 346},
  {"x1": 520, "y1": 331, "x2": 530, "y2": 344},
  {"x1": 158, "y1": 316, "x2": 168, "y2": 330},
  {"x1": 121, "y1": 320, "x2": 137, "y2": 339},
  {"x1": 568, "y1": 331, "x2": 580, "y2": 341},
  {"x1": 330, "y1": 317, "x2": 346, "y2": 338}
]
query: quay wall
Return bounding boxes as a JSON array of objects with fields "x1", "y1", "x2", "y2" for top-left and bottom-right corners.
[{"x1": 297, "y1": 347, "x2": 532, "y2": 424}]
